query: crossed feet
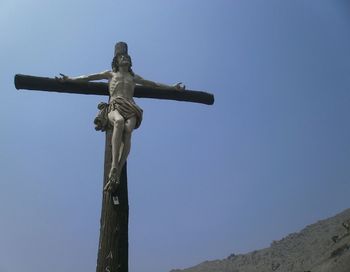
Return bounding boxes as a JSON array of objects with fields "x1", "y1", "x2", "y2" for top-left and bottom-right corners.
[{"x1": 104, "y1": 167, "x2": 120, "y2": 193}]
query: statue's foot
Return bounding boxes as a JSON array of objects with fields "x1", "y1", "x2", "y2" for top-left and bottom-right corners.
[{"x1": 104, "y1": 168, "x2": 120, "y2": 193}]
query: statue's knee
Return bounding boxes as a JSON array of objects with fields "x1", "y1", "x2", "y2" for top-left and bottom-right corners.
[
  {"x1": 124, "y1": 125, "x2": 133, "y2": 135},
  {"x1": 124, "y1": 119, "x2": 135, "y2": 134},
  {"x1": 113, "y1": 118, "x2": 124, "y2": 129}
]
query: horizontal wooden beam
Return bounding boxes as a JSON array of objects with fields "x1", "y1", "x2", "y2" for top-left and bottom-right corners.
[{"x1": 14, "y1": 74, "x2": 214, "y2": 105}]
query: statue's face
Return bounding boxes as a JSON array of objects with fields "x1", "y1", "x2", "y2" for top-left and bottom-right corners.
[{"x1": 118, "y1": 55, "x2": 131, "y2": 68}]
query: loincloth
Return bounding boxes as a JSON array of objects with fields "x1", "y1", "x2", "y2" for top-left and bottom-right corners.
[
  {"x1": 94, "y1": 97, "x2": 143, "y2": 131},
  {"x1": 108, "y1": 97, "x2": 143, "y2": 129}
]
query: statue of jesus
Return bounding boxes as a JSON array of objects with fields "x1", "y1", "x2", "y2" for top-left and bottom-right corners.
[{"x1": 58, "y1": 42, "x2": 185, "y2": 194}]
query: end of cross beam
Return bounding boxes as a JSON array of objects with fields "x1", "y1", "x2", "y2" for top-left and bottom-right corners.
[{"x1": 14, "y1": 74, "x2": 22, "y2": 90}]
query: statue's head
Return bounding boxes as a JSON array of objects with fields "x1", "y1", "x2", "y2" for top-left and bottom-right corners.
[{"x1": 112, "y1": 41, "x2": 134, "y2": 75}]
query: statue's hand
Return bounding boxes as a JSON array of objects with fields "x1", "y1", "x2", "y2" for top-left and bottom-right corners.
[
  {"x1": 173, "y1": 82, "x2": 186, "y2": 91},
  {"x1": 55, "y1": 73, "x2": 70, "y2": 81}
]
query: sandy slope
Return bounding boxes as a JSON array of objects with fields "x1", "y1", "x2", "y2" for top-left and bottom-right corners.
[{"x1": 171, "y1": 209, "x2": 350, "y2": 272}]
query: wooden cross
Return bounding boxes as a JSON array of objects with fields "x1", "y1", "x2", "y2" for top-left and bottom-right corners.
[{"x1": 14, "y1": 51, "x2": 214, "y2": 272}]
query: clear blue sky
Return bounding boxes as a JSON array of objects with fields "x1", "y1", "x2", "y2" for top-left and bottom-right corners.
[{"x1": 1, "y1": 1, "x2": 350, "y2": 272}]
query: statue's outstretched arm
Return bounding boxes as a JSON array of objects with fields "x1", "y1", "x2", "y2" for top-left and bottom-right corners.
[
  {"x1": 56, "y1": 70, "x2": 112, "y2": 82},
  {"x1": 134, "y1": 74, "x2": 185, "y2": 90}
]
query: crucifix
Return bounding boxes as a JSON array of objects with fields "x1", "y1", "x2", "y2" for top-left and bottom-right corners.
[{"x1": 14, "y1": 42, "x2": 214, "y2": 272}]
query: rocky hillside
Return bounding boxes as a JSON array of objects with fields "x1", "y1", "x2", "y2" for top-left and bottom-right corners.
[{"x1": 171, "y1": 209, "x2": 350, "y2": 272}]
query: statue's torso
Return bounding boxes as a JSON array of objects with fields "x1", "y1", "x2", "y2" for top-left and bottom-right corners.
[{"x1": 109, "y1": 71, "x2": 135, "y2": 102}]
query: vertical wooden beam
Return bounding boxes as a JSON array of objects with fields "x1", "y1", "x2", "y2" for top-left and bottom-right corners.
[{"x1": 96, "y1": 129, "x2": 129, "y2": 272}]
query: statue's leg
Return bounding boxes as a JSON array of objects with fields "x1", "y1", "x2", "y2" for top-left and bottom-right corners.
[
  {"x1": 118, "y1": 117, "x2": 136, "y2": 176},
  {"x1": 105, "y1": 110, "x2": 125, "y2": 191}
]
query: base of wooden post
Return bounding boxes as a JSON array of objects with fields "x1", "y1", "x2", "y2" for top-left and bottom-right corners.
[{"x1": 96, "y1": 130, "x2": 129, "y2": 272}]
